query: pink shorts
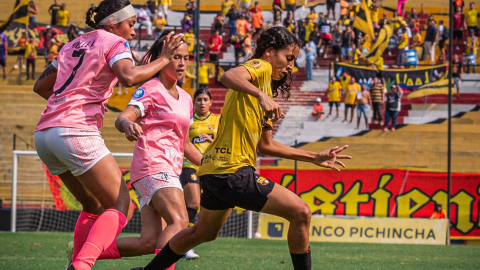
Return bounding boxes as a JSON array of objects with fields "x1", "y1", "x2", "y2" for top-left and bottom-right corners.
[
  {"x1": 133, "y1": 173, "x2": 183, "y2": 209},
  {"x1": 35, "y1": 127, "x2": 110, "y2": 176}
]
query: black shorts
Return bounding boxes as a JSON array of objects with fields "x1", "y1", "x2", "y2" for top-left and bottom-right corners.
[
  {"x1": 180, "y1": 167, "x2": 199, "y2": 186},
  {"x1": 329, "y1": 101, "x2": 340, "y2": 108},
  {"x1": 453, "y1": 29, "x2": 463, "y2": 40},
  {"x1": 285, "y1": 3, "x2": 296, "y2": 13},
  {"x1": 0, "y1": 59, "x2": 5, "y2": 67},
  {"x1": 200, "y1": 166, "x2": 275, "y2": 212},
  {"x1": 345, "y1": 104, "x2": 355, "y2": 109},
  {"x1": 332, "y1": 45, "x2": 340, "y2": 55},
  {"x1": 438, "y1": 40, "x2": 445, "y2": 50},
  {"x1": 326, "y1": 1, "x2": 335, "y2": 11}
]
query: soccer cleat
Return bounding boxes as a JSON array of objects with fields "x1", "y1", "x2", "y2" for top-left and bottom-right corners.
[
  {"x1": 65, "y1": 241, "x2": 74, "y2": 270},
  {"x1": 184, "y1": 249, "x2": 199, "y2": 260}
]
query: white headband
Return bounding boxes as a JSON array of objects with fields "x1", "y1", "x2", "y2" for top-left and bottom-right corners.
[{"x1": 98, "y1": 5, "x2": 136, "y2": 26}]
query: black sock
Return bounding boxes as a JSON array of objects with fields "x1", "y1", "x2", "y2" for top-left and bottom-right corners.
[
  {"x1": 186, "y1": 207, "x2": 197, "y2": 226},
  {"x1": 290, "y1": 247, "x2": 311, "y2": 270},
  {"x1": 144, "y1": 242, "x2": 183, "y2": 270}
]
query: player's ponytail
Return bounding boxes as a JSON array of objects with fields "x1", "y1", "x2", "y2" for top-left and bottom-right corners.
[
  {"x1": 253, "y1": 27, "x2": 301, "y2": 100},
  {"x1": 85, "y1": 0, "x2": 132, "y2": 29}
]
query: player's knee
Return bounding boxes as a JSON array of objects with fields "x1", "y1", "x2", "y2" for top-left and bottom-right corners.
[
  {"x1": 294, "y1": 203, "x2": 312, "y2": 225},
  {"x1": 169, "y1": 213, "x2": 189, "y2": 229},
  {"x1": 186, "y1": 202, "x2": 200, "y2": 211}
]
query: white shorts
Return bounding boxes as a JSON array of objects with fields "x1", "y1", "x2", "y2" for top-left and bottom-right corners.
[
  {"x1": 159, "y1": 5, "x2": 169, "y2": 16},
  {"x1": 35, "y1": 127, "x2": 110, "y2": 176},
  {"x1": 133, "y1": 173, "x2": 183, "y2": 209}
]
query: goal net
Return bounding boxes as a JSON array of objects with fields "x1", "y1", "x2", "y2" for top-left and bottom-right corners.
[{"x1": 9, "y1": 150, "x2": 258, "y2": 238}]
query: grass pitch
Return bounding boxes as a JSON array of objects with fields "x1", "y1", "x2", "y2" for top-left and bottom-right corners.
[{"x1": 0, "y1": 232, "x2": 479, "y2": 269}]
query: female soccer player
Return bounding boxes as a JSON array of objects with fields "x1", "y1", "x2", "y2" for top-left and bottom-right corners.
[
  {"x1": 133, "y1": 27, "x2": 351, "y2": 270},
  {"x1": 180, "y1": 88, "x2": 220, "y2": 259},
  {"x1": 111, "y1": 31, "x2": 202, "y2": 268},
  {"x1": 32, "y1": 1, "x2": 183, "y2": 269}
]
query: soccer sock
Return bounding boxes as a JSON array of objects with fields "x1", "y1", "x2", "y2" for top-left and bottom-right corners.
[
  {"x1": 186, "y1": 207, "x2": 197, "y2": 227},
  {"x1": 72, "y1": 211, "x2": 99, "y2": 262},
  {"x1": 144, "y1": 242, "x2": 183, "y2": 270},
  {"x1": 290, "y1": 247, "x2": 312, "y2": 270},
  {"x1": 154, "y1": 249, "x2": 175, "y2": 270},
  {"x1": 97, "y1": 239, "x2": 121, "y2": 260},
  {"x1": 73, "y1": 209, "x2": 127, "y2": 270}
]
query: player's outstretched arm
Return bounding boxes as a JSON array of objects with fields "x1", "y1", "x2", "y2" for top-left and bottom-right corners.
[
  {"x1": 258, "y1": 129, "x2": 352, "y2": 172},
  {"x1": 112, "y1": 32, "x2": 183, "y2": 87},
  {"x1": 33, "y1": 62, "x2": 57, "y2": 100},
  {"x1": 184, "y1": 137, "x2": 202, "y2": 166},
  {"x1": 220, "y1": 66, "x2": 283, "y2": 121},
  {"x1": 115, "y1": 105, "x2": 143, "y2": 141}
]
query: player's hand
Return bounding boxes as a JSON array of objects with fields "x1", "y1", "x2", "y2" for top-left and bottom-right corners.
[
  {"x1": 160, "y1": 32, "x2": 184, "y2": 61},
  {"x1": 200, "y1": 133, "x2": 213, "y2": 143},
  {"x1": 257, "y1": 91, "x2": 284, "y2": 122},
  {"x1": 124, "y1": 121, "x2": 143, "y2": 141},
  {"x1": 313, "y1": 145, "x2": 351, "y2": 172}
]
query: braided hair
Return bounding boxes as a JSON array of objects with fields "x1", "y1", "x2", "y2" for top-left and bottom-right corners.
[
  {"x1": 85, "y1": 0, "x2": 131, "y2": 29},
  {"x1": 253, "y1": 26, "x2": 301, "y2": 100}
]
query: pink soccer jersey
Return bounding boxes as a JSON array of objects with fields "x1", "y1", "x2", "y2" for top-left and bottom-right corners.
[
  {"x1": 36, "y1": 29, "x2": 134, "y2": 132},
  {"x1": 128, "y1": 78, "x2": 193, "y2": 182}
]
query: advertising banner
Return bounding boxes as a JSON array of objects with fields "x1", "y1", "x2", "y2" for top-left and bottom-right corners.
[{"x1": 258, "y1": 215, "x2": 448, "y2": 245}]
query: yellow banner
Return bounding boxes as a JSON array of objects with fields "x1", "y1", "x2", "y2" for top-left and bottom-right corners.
[{"x1": 258, "y1": 215, "x2": 448, "y2": 245}]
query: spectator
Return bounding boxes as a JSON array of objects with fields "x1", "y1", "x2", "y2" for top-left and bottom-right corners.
[
  {"x1": 355, "y1": 84, "x2": 372, "y2": 130},
  {"x1": 213, "y1": 12, "x2": 225, "y2": 35},
  {"x1": 384, "y1": 84, "x2": 403, "y2": 131},
  {"x1": 307, "y1": 7, "x2": 318, "y2": 22},
  {"x1": 273, "y1": 18, "x2": 282, "y2": 27},
  {"x1": 208, "y1": 30, "x2": 222, "y2": 62},
  {"x1": 221, "y1": 0, "x2": 234, "y2": 16},
  {"x1": 48, "y1": 0, "x2": 60, "y2": 25},
  {"x1": 339, "y1": 0, "x2": 349, "y2": 20},
  {"x1": 137, "y1": 3, "x2": 153, "y2": 38},
  {"x1": 327, "y1": 76, "x2": 341, "y2": 117},
  {"x1": 360, "y1": 34, "x2": 372, "y2": 56},
  {"x1": 24, "y1": 38, "x2": 37, "y2": 80},
  {"x1": 198, "y1": 59, "x2": 211, "y2": 89},
  {"x1": 437, "y1": 20, "x2": 447, "y2": 62},
  {"x1": 338, "y1": 14, "x2": 349, "y2": 32},
  {"x1": 341, "y1": 24, "x2": 354, "y2": 61},
  {"x1": 251, "y1": 4, "x2": 264, "y2": 36},
  {"x1": 411, "y1": 27, "x2": 423, "y2": 61},
  {"x1": 452, "y1": 54, "x2": 463, "y2": 99},
  {"x1": 343, "y1": 77, "x2": 360, "y2": 123},
  {"x1": 408, "y1": 5, "x2": 425, "y2": 29},
  {"x1": 318, "y1": 12, "x2": 325, "y2": 25},
  {"x1": 272, "y1": 0, "x2": 283, "y2": 22},
  {"x1": 239, "y1": 0, "x2": 251, "y2": 13},
  {"x1": 230, "y1": 35, "x2": 244, "y2": 65},
  {"x1": 387, "y1": 30, "x2": 399, "y2": 56},
  {"x1": 47, "y1": 38, "x2": 59, "y2": 65},
  {"x1": 226, "y1": 4, "x2": 239, "y2": 38},
  {"x1": 305, "y1": 36, "x2": 316, "y2": 81},
  {"x1": 397, "y1": 0, "x2": 408, "y2": 16},
  {"x1": 326, "y1": 0, "x2": 336, "y2": 20},
  {"x1": 56, "y1": 3, "x2": 69, "y2": 27},
  {"x1": 465, "y1": 2, "x2": 479, "y2": 36},
  {"x1": 183, "y1": 27, "x2": 196, "y2": 58},
  {"x1": 465, "y1": 29, "x2": 478, "y2": 73},
  {"x1": 243, "y1": 33, "x2": 253, "y2": 59},
  {"x1": 296, "y1": 20, "x2": 306, "y2": 47},
  {"x1": 195, "y1": 38, "x2": 208, "y2": 60},
  {"x1": 331, "y1": 24, "x2": 342, "y2": 62},
  {"x1": 304, "y1": 18, "x2": 315, "y2": 46},
  {"x1": 153, "y1": 13, "x2": 167, "y2": 39},
  {"x1": 369, "y1": 76, "x2": 385, "y2": 125},
  {"x1": 283, "y1": 12, "x2": 294, "y2": 29},
  {"x1": 370, "y1": 0, "x2": 379, "y2": 31},
  {"x1": 453, "y1": 6, "x2": 465, "y2": 50},
  {"x1": 395, "y1": 25, "x2": 408, "y2": 66},
  {"x1": 185, "y1": 0, "x2": 196, "y2": 17},
  {"x1": 378, "y1": 12, "x2": 390, "y2": 29},
  {"x1": 339, "y1": 71, "x2": 351, "y2": 95},
  {"x1": 28, "y1": 1, "x2": 38, "y2": 27},
  {"x1": 430, "y1": 203, "x2": 447, "y2": 219},
  {"x1": 248, "y1": 1, "x2": 262, "y2": 13},
  {"x1": 423, "y1": 19, "x2": 437, "y2": 62},
  {"x1": 0, "y1": 32, "x2": 7, "y2": 79},
  {"x1": 285, "y1": 0, "x2": 296, "y2": 21},
  {"x1": 13, "y1": 33, "x2": 26, "y2": 70},
  {"x1": 159, "y1": 0, "x2": 171, "y2": 22},
  {"x1": 40, "y1": 25, "x2": 55, "y2": 67},
  {"x1": 67, "y1": 24, "x2": 78, "y2": 42},
  {"x1": 147, "y1": 0, "x2": 156, "y2": 15},
  {"x1": 181, "y1": 13, "x2": 194, "y2": 33},
  {"x1": 236, "y1": 14, "x2": 250, "y2": 38},
  {"x1": 349, "y1": 44, "x2": 361, "y2": 64},
  {"x1": 454, "y1": 0, "x2": 464, "y2": 12},
  {"x1": 311, "y1": 97, "x2": 324, "y2": 120},
  {"x1": 311, "y1": 25, "x2": 321, "y2": 66},
  {"x1": 319, "y1": 17, "x2": 331, "y2": 59}
]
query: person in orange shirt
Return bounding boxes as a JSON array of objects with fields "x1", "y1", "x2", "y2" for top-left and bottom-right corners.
[
  {"x1": 311, "y1": 97, "x2": 324, "y2": 120},
  {"x1": 430, "y1": 203, "x2": 447, "y2": 219}
]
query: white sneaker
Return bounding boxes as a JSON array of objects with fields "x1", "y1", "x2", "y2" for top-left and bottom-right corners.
[
  {"x1": 184, "y1": 249, "x2": 199, "y2": 260},
  {"x1": 22, "y1": 65, "x2": 26, "y2": 70},
  {"x1": 13, "y1": 64, "x2": 18, "y2": 69}
]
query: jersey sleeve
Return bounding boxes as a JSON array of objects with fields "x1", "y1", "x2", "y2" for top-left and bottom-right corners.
[
  {"x1": 242, "y1": 60, "x2": 270, "y2": 90},
  {"x1": 127, "y1": 86, "x2": 152, "y2": 117},
  {"x1": 106, "y1": 39, "x2": 134, "y2": 68},
  {"x1": 261, "y1": 116, "x2": 273, "y2": 131}
]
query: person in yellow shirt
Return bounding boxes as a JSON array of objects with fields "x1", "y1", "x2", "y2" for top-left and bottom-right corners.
[
  {"x1": 198, "y1": 59, "x2": 211, "y2": 88},
  {"x1": 140, "y1": 27, "x2": 351, "y2": 270},
  {"x1": 370, "y1": 0, "x2": 379, "y2": 30},
  {"x1": 183, "y1": 27, "x2": 196, "y2": 57},
  {"x1": 159, "y1": 0, "x2": 171, "y2": 21},
  {"x1": 221, "y1": 0, "x2": 234, "y2": 16},
  {"x1": 411, "y1": 27, "x2": 423, "y2": 60},
  {"x1": 304, "y1": 18, "x2": 315, "y2": 43},
  {"x1": 339, "y1": 71, "x2": 351, "y2": 92},
  {"x1": 24, "y1": 38, "x2": 37, "y2": 80},
  {"x1": 285, "y1": 0, "x2": 297, "y2": 20},
  {"x1": 327, "y1": 76, "x2": 342, "y2": 116},
  {"x1": 349, "y1": 44, "x2": 361, "y2": 64},
  {"x1": 307, "y1": 7, "x2": 318, "y2": 22},
  {"x1": 465, "y1": 2, "x2": 480, "y2": 36},
  {"x1": 239, "y1": 0, "x2": 251, "y2": 13},
  {"x1": 466, "y1": 29, "x2": 478, "y2": 73},
  {"x1": 395, "y1": 26, "x2": 408, "y2": 66},
  {"x1": 56, "y1": 3, "x2": 70, "y2": 27},
  {"x1": 154, "y1": 13, "x2": 167, "y2": 40},
  {"x1": 343, "y1": 77, "x2": 360, "y2": 123}
]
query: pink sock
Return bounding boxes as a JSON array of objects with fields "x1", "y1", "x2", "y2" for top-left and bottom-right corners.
[
  {"x1": 97, "y1": 239, "x2": 121, "y2": 260},
  {"x1": 73, "y1": 211, "x2": 99, "y2": 262},
  {"x1": 73, "y1": 209, "x2": 127, "y2": 270},
  {"x1": 155, "y1": 249, "x2": 175, "y2": 269}
]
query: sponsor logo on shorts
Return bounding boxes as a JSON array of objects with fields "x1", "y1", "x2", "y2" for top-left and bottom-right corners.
[
  {"x1": 190, "y1": 173, "x2": 198, "y2": 181},
  {"x1": 256, "y1": 175, "x2": 270, "y2": 185},
  {"x1": 133, "y1": 88, "x2": 145, "y2": 99}
]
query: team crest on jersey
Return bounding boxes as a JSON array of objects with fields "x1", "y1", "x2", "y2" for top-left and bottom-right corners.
[
  {"x1": 248, "y1": 60, "x2": 261, "y2": 69},
  {"x1": 208, "y1": 124, "x2": 214, "y2": 130},
  {"x1": 124, "y1": 41, "x2": 131, "y2": 51},
  {"x1": 133, "y1": 88, "x2": 145, "y2": 99},
  {"x1": 256, "y1": 175, "x2": 270, "y2": 185},
  {"x1": 190, "y1": 174, "x2": 198, "y2": 181}
]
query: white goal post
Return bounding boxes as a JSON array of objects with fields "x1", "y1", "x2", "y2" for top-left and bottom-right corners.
[{"x1": 10, "y1": 150, "x2": 256, "y2": 238}]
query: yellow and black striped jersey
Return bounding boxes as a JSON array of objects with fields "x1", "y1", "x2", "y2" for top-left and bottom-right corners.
[
  {"x1": 197, "y1": 59, "x2": 273, "y2": 176},
  {"x1": 183, "y1": 112, "x2": 220, "y2": 170}
]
